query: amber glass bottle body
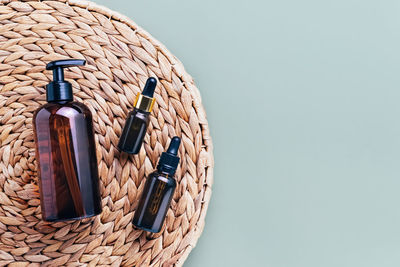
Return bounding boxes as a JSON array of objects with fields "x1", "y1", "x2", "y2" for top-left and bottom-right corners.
[
  {"x1": 132, "y1": 171, "x2": 176, "y2": 233},
  {"x1": 117, "y1": 109, "x2": 149, "y2": 154},
  {"x1": 33, "y1": 101, "x2": 102, "y2": 221}
]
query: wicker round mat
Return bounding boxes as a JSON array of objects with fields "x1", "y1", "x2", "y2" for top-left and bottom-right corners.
[{"x1": 0, "y1": 0, "x2": 213, "y2": 266}]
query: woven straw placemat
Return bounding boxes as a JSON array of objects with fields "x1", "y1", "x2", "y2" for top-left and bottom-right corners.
[{"x1": 0, "y1": 0, "x2": 213, "y2": 266}]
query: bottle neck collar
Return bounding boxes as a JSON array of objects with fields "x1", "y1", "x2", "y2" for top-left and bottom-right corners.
[
  {"x1": 46, "y1": 81, "x2": 73, "y2": 102},
  {"x1": 157, "y1": 165, "x2": 176, "y2": 176}
]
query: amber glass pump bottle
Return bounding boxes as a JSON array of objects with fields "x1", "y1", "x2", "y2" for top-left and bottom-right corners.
[
  {"x1": 132, "y1": 136, "x2": 181, "y2": 233},
  {"x1": 33, "y1": 59, "x2": 102, "y2": 222},
  {"x1": 118, "y1": 77, "x2": 157, "y2": 154}
]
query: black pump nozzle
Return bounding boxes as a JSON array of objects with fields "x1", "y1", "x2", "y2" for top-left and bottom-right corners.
[
  {"x1": 157, "y1": 136, "x2": 181, "y2": 175},
  {"x1": 46, "y1": 59, "x2": 86, "y2": 102},
  {"x1": 142, "y1": 77, "x2": 157, "y2": 97}
]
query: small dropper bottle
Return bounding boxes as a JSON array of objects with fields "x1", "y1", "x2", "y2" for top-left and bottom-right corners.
[
  {"x1": 133, "y1": 137, "x2": 181, "y2": 233},
  {"x1": 118, "y1": 77, "x2": 157, "y2": 154}
]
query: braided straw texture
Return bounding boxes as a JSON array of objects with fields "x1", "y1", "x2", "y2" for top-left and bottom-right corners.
[{"x1": 0, "y1": 0, "x2": 214, "y2": 266}]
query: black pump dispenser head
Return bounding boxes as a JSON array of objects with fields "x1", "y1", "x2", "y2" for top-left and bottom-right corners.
[
  {"x1": 46, "y1": 59, "x2": 86, "y2": 102},
  {"x1": 157, "y1": 137, "x2": 181, "y2": 175}
]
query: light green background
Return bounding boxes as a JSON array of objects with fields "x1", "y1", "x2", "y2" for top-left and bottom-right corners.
[{"x1": 94, "y1": 1, "x2": 400, "y2": 266}]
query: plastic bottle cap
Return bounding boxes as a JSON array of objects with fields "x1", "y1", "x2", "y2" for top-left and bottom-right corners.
[
  {"x1": 133, "y1": 77, "x2": 157, "y2": 112},
  {"x1": 157, "y1": 137, "x2": 181, "y2": 176}
]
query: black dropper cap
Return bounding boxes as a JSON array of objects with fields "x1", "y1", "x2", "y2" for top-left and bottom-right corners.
[
  {"x1": 142, "y1": 77, "x2": 157, "y2": 97},
  {"x1": 46, "y1": 59, "x2": 86, "y2": 102},
  {"x1": 157, "y1": 137, "x2": 181, "y2": 176}
]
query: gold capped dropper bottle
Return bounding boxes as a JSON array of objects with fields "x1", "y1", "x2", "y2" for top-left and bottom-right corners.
[
  {"x1": 133, "y1": 137, "x2": 181, "y2": 233},
  {"x1": 118, "y1": 77, "x2": 156, "y2": 154}
]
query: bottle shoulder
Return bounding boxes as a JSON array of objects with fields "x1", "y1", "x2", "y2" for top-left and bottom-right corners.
[
  {"x1": 34, "y1": 101, "x2": 92, "y2": 121},
  {"x1": 129, "y1": 108, "x2": 150, "y2": 120},
  {"x1": 149, "y1": 171, "x2": 177, "y2": 187},
  {"x1": 68, "y1": 101, "x2": 92, "y2": 112}
]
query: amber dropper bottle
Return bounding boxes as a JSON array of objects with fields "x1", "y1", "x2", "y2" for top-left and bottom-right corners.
[
  {"x1": 118, "y1": 77, "x2": 157, "y2": 154},
  {"x1": 133, "y1": 137, "x2": 181, "y2": 233},
  {"x1": 33, "y1": 59, "x2": 102, "y2": 222}
]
